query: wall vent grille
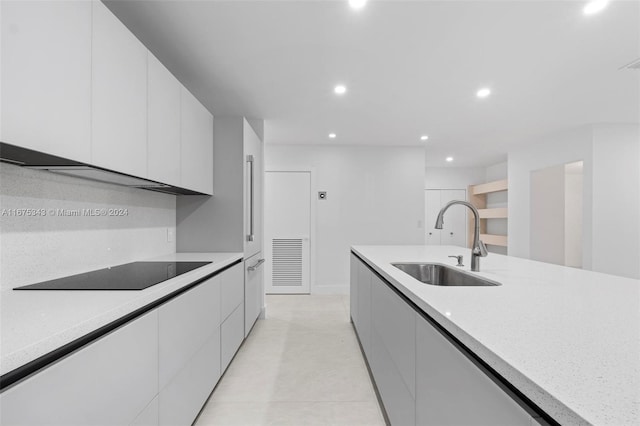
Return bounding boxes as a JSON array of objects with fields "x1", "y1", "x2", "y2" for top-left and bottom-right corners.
[{"x1": 272, "y1": 238, "x2": 303, "y2": 287}]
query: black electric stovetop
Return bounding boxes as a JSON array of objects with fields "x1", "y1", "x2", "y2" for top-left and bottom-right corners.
[{"x1": 14, "y1": 261, "x2": 212, "y2": 291}]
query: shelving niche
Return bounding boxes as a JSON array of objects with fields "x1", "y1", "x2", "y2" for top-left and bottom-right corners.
[{"x1": 468, "y1": 179, "x2": 508, "y2": 248}]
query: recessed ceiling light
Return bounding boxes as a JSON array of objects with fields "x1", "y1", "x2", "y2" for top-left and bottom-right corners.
[
  {"x1": 328, "y1": 133, "x2": 337, "y2": 139},
  {"x1": 476, "y1": 88, "x2": 491, "y2": 98},
  {"x1": 583, "y1": 0, "x2": 609, "y2": 15},
  {"x1": 446, "y1": 156, "x2": 454, "y2": 162},
  {"x1": 420, "y1": 135, "x2": 429, "y2": 141},
  {"x1": 348, "y1": 0, "x2": 368, "y2": 10},
  {"x1": 334, "y1": 84, "x2": 347, "y2": 95}
]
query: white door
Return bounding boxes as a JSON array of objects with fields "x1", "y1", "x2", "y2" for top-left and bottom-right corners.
[
  {"x1": 425, "y1": 190, "x2": 442, "y2": 245},
  {"x1": 425, "y1": 189, "x2": 467, "y2": 248},
  {"x1": 264, "y1": 171, "x2": 311, "y2": 294}
]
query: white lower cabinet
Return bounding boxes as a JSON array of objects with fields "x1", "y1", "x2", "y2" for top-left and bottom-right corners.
[
  {"x1": 158, "y1": 275, "x2": 221, "y2": 390},
  {"x1": 221, "y1": 303, "x2": 245, "y2": 373},
  {"x1": 131, "y1": 396, "x2": 159, "y2": 426},
  {"x1": 0, "y1": 311, "x2": 159, "y2": 426},
  {"x1": 159, "y1": 330, "x2": 221, "y2": 426},
  {"x1": 415, "y1": 316, "x2": 533, "y2": 426}
]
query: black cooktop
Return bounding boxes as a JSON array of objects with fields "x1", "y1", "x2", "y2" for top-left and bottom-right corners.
[{"x1": 14, "y1": 261, "x2": 212, "y2": 291}]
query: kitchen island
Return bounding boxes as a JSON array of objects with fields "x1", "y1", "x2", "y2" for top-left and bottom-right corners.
[{"x1": 351, "y1": 245, "x2": 639, "y2": 426}]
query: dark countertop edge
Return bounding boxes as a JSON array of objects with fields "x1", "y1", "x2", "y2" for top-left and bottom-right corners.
[
  {"x1": 351, "y1": 250, "x2": 560, "y2": 426},
  {"x1": 0, "y1": 258, "x2": 243, "y2": 392}
]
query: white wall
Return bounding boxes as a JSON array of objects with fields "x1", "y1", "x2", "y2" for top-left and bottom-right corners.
[
  {"x1": 425, "y1": 167, "x2": 485, "y2": 190},
  {"x1": 0, "y1": 163, "x2": 176, "y2": 290},
  {"x1": 508, "y1": 123, "x2": 639, "y2": 279},
  {"x1": 508, "y1": 125, "x2": 594, "y2": 267},
  {"x1": 564, "y1": 164, "x2": 583, "y2": 268},
  {"x1": 530, "y1": 164, "x2": 565, "y2": 265},
  {"x1": 591, "y1": 124, "x2": 640, "y2": 279},
  {"x1": 266, "y1": 144, "x2": 425, "y2": 293}
]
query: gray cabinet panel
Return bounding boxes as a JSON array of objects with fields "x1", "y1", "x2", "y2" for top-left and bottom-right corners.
[
  {"x1": 415, "y1": 316, "x2": 533, "y2": 425},
  {"x1": 370, "y1": 329, "x2": 416, "y2": 426},
  {"x1": 356, "y1": 261, "x2": 372, "y2": 356},
  {"x1": 350, "y1": 253, "x2": 358, "y2": 323},
  {"x1": 372, "y1": 275, "x2": 416, "y2": 398}
]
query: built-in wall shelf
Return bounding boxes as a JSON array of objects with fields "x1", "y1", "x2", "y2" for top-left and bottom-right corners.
[
  {"x1": 468, "y1": 179, "x2": 508, "y2": 249},
  {"x1": 480, "y1": 233, "x2": 508, "y2": 247},
  {"x1": 478, "y1": 207, "x2": 508, "y2": 219},
  {"x1": 471, "y1": 179, "x2": 508, "y2": 195}
]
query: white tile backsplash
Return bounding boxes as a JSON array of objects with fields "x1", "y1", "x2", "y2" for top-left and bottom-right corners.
[{"x1": 0, "y1": 163, "x2": 176, "y2": 290}]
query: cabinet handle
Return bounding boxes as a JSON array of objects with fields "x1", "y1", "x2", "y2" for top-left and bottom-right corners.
[
  {"x1": 248, "y1": 258, "x2": 265, "y2": 271},
  {"x1": 450, "y1": 232, "x2": 454, "y2": 235},
  {"x1": 246, "y1": 155, "x2": 255, "y2": 242}
]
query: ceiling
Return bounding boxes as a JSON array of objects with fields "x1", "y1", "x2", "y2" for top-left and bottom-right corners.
[{"x1": 106, "y1": 0, "x2": 640, "y2": 167}]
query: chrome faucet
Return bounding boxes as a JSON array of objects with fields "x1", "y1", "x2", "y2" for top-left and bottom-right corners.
[{"x1": 435, "y1": 200, "x2": 488, "y2": 272}]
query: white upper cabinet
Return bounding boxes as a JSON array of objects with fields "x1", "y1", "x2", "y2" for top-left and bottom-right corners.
[
  {"x1": 91, "y1": 0, "x2": 147, "y2": 178},
  {"x1": 181, "y1": 88, "x2": 213, "y2": 195},
  {"x1": 147, "y1": 52, "x2": 181, "y2": 187},
  {"x1": 1, "y1": 0, "x2": 92, "y2": 162}
]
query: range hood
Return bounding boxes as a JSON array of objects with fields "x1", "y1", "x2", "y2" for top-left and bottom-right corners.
[{"x1": 0, "y1": 142, "x2": 206, "y2": 195}]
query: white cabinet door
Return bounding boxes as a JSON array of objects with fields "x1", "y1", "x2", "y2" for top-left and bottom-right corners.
[
  {"x1": 441, "y1": 189, "x2": 467, "y2": 248},
  {"x1": 91, "y1": 0, "x2": 147, "y2": 178},
  {"x1": 221, "y1": 262, "x2": 245, "y2": 322},
  {"x1": 158, "y1": 275, "x2": 221, "y2": 390},
  {"x1": 181, "y1": 88, "x2": 213, "y2": 194},
  {"x1": 147, "y1": 52, "x2": 181, "y2": 187},
  {"x1": 350, "y1": 253, "x2": 359, "y2": 323},
  {"x1": 425, "y1": 189, "x2": 467, "y2": 247},
  {"x1": 355, "y1": 260, "x2": 372, "y2": 357},
  {"x1": 425, "y1": 190, "x2": 442, "y2": 245},
  {"x1": 159, "y1": 330, "x2": 220, "y2": 426},
  {"x1": 0, "y1": 311, "x2": 159, "y2": 426},
  {"x1": 415, "y1": 316, "x2": 534, "y2": 425},
  {"x1": 244, "y1": 119, "x2": 263, "y2": 257},
  {"x1": 245, "y1": 253, "x2": 264, "y2": 337},
  {"x1": 221, "y1": 303, "x2": 245, "y2": 373},
  {"x1": 1, "y1": 0, "x2": 91, "y2": 162}
]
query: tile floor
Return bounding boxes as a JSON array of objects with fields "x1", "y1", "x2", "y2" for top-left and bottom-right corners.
[{"x1": 195, "y1": 295, "x2": 385, "y2": 426}]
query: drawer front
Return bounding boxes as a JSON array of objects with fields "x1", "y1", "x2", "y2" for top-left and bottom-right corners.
[
  {"x1": 221, "y1": 303, "x2": 245, "y2": 373},
  {"x1": 221, "y1": 263, "x2": 244, "y2": 321},
  {"x1": 0, "y1": 311, "x2": 158, "y2": 426},
  {"x1": 159, "y1": 275, "x2": 221, "y2": 390},
  {"x1": 159, "y1": 329, "x2": 221, "y2": 426}
]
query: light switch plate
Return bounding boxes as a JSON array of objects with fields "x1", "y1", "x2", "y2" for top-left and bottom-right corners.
[{"x1": 167, "y1": 228, "x2": 175, "y2": 243}]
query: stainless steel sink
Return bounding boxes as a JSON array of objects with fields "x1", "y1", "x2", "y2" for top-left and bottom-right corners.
[{"x1": 392, "y1": 263, "x2": 501, "y2": 287}]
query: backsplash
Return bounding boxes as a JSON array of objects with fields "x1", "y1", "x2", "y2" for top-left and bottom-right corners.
[{"x1": 0, "y1": 163, "x2": 176, "y2": 290}]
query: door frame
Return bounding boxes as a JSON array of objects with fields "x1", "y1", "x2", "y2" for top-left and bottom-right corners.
[{"x1": 264, "y1": 166, "x2": 317, "y2": 294}]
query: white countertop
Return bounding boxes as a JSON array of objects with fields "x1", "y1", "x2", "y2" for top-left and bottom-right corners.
[
  {"x1": 0, "y1": 252, "x2": 243, "y2": 378},
  {"x1": 352, "y1": 245, "x2": 640, "y2": 426}
]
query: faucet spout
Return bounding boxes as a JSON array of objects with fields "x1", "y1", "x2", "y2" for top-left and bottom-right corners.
[{"x1": 434, "y1": 200, "x2": 488, "y2": 272}]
